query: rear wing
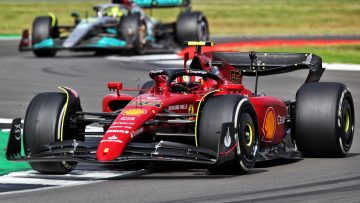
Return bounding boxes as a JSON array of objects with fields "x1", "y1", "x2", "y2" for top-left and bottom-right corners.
[
  {"x1": 134, "y1": 0, "x2": 190, "y2": 8},
  {"x1": 211, "y1": 52, "x2": 325, "y2": 83}
]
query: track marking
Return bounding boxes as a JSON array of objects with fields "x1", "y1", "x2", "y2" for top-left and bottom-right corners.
[
  {"x1": 107, "y1": 54, "x2": 180, "y2": 62},
  {"x1": 323, "y1": 63, "x2": 360, "y2": 71},
  {"x1": 0, "y1": 169, "x2": 149, "y2": 196}
]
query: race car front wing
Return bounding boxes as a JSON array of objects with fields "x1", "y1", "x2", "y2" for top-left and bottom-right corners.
[{"x1": 6, "y1": 118, "x2": 238, "y2": 169}]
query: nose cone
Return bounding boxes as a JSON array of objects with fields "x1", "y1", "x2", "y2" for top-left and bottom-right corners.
[
  {"x1": 96, "y1": 134, "x2": 126, "y2": 161},
  {"x1": 96, "y1": 106, "x2": 157, "y2": 161}
]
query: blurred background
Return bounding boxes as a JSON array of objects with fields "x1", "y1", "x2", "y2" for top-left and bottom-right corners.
[{"x1": 1, "y1": 0, "x2": 359, "y2": 63}]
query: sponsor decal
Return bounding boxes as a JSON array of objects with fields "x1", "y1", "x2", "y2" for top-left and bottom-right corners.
[
  {"x1": 224, "y1": 128, "x2": 232, "y2": 147},
  {"x1": 100, "y1": 134, "x2": 124, "y2": 144},
  {"x1": 262, "y1": 107, "x2": 276, "y2": 142},
  {"x1": 14, "y1": 124, "x2": 22, "y2": 141},
  {"x1": 108, "y1": 135, "x2": 118, "y2": 140},
  {"x1": 131, "y1": 127, "x2": 144, "y2": 138},
  {"x1": 186, "y1": 70, "x2": 207, "y2": 75},
  {"x1": 106, "y1": 129, "x2": 130, "y2": 134},
  {"x1": 188, "y1": 104, "x2": 194, "y2": 114},
  {"x1": 109, "y1": 125, "x2": 132, "y2": 129},
  {"x1": 168, "y1": 104, "x2": 189, "y2": 111},
  {"x1": 277, "y1": 115, "x2": 286, "y2": 125},
  {"x1": 129, "y1": 100, "x2": 161, "y2": 108},
  {"x1": 230, "y1": 70, "x2": 241, "y2": 84},
  {"x1": 122, "y1": 109, "x2": 147, "y2": 116},
  {"x1": 120, "y1": 117, "x2": 136, "y2": 121},
  {"x1": 100, "y1": 139, "x2": 123, "y2": 143},
  {"x1": 150, "y1": 69, "x2": 164, "y2": 74},
  {"x1": 112, "y1": 122, "x2": 135, "y2": 125}
]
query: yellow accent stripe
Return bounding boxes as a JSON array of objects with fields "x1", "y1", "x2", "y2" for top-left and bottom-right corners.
[
  {"x1": 184, "y1": 41, "x2": 215, "y2": 47},
  {"x1": 48, "y1": 13, "x2": 56, "y2": 27},
  {"x1": 58, "y1": 86, "x2": 69, "y2": 142},
  {"x1": 194, "y1": 90, "x2": 220, "y2": 147}
]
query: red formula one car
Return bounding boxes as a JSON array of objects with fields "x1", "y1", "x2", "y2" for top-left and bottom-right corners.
[{"x1": 7, "y1": 42, "x2": 355, "y2": 175}]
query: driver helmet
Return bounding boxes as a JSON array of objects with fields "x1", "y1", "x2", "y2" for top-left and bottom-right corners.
[{"x1": 106, "y1": 6, "x2": 124, "y2": 18}]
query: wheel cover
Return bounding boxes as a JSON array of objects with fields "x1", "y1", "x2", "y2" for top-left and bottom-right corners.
[
  {"x1": 244, "y1": 123, "x2": 253, "y2": 147},
  {"x1": 345, "y1": 109, "x2": 350, "y2": 133},
  {"x1": 197, "y1": 20, "x2": 208, "y2": 41}
]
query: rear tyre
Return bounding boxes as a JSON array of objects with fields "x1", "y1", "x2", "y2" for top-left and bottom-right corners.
[
  {"x1": 24, "y1": 92, "x2": 83, "y2": 174},
  {"x1": 32, "y1": 16, "x2": 57, "y2": 57},
  {"x1": 119, "y1": 13, "x2": 147, "y2": 55},
  {"x1": 198, "y1": 95, "x2": 259, "y2": 174},
  {"x1": 139, "y1": 80, "x2": 154, "y2": 95},
  {"x1": 176, "y1": 12, "x2": 209, "y2": 46},
  {"x1": 295, "y1": 82, "x2": 355, "y2": 157}
]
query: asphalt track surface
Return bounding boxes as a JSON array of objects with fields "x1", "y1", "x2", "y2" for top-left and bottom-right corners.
[{"x1": 0, "y1": 39, "x2": 360, "y2": 202}]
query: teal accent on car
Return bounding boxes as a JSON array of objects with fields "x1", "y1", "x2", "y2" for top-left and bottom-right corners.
[
  {"x1": 33, "y1": 39, "x2": 54, "y2": 49},
  {"x1": 135, "y1": 0, "x2": 182, "y2": 7},
  {"x1": 87, "y1": 37, "x2": 126, "y2": 48},
  {"x1": 106, "y1": 28, "x2": 118, "y2": 35},
  {"x1": 146, "y1": 35, "x2": 155, "y2": 42}
]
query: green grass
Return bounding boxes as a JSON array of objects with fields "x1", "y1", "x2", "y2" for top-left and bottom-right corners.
[
  {"x1": 0, "y1": 130, "x2": 30, "y2": 176},
  {"x1": 0, "y1": 0, "x2": 360, "y2": 35}
]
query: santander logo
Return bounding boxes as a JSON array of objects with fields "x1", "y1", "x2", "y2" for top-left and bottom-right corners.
[{"x1": 108, "y1": 135, "x2": 118, "y2": 140}]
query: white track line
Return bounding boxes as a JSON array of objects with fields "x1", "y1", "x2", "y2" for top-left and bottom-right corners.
[
  {"x1": 0, "y1": 170, "x2": 147, "y2": 196},
  {"x1": 107, "y1": 54, "x2": 180, "y2": 62},
  {"x1": 323, "y1": 63, "x2": 360, "y2": 71}
]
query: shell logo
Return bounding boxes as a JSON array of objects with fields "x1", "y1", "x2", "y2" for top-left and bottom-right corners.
[
  {"x1": 262, "y1": 107, "x2": 276, "y2": 142},
  {"x1": 122, "y1": 109, "x2": 147, "y2": 116}
]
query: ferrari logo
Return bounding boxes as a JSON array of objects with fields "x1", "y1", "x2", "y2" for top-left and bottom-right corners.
[
  {"x1": 122, "y1": 109, "x2": 147, "y2": 116},
  {"x1": 188, "y1": 104, "x2": 194, "y2": 114}
]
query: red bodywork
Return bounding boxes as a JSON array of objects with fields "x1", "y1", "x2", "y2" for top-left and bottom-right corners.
[{"x1": 98, "y1": 49, "x2": 287, "y2": 161}]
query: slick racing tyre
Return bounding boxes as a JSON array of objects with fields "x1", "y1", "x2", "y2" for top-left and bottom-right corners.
[
  {"x1": 198, "y1": 95, "x2": 259, "y2": 174},
  {"x1": 32, "y1": 16, "x2": 58, "y2": 57},
  {"x1": 139, "y1": 80, "x2": 154, "y2": 95},
  {"x1": 176, "y1": 12, "x2": 209, "y2": 46},
  {"x1": 119, "y1": 13, "x2": 147, "y2": 55},
  {"x1": 24, "y1": 92, "x2": 84, "y2": 174},
  {"x1": 295, "y1": 82, "x2": 355, "y2": 157}
]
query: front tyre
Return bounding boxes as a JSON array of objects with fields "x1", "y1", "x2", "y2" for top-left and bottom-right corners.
[
  {"x1": 32, "y1": 16, "x2": 57, "y2": 57},
  {"x1": 198, "y1": 95, "x2": 259, "y2": 174},
  {"x1": 119, "y1": 13, "x2": 147, "y2": 55},
  {"x1": 295, "y1": 82, "x2": 355, "y2": 157},
  {"x1": 24, "y1": 92, "x2": 83, "y2": 174}
]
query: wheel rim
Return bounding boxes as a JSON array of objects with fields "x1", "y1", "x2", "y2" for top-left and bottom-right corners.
[
  {"x1": 197, "y1": 20, "x2": 208, "y2": 41},
  {"x1": 138, "y1": 23, "x2": 147, "y2": 48},
  {"x1": 239, "y1": 113, "x2": 258, "y2": 160},
  {"x1": 341, "y1": 99, "x2": 353, "y2": 144},
  {"x1": 244, "y1": 123, "x2": 253, "y2": 147},
  {"x1": 339, "y1": 95, "x2": 354, "y2": 154},
  {"x1": 345, "y1": 109, "x2": 350, "y2": 133}
]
